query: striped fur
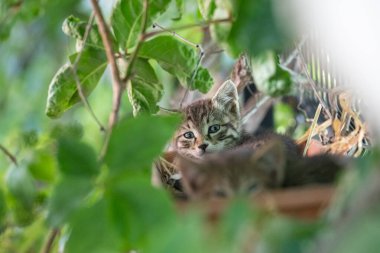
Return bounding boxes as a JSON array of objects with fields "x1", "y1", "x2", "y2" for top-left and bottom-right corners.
[{"x1": 174, "y1": 80, "x2": 241, "y2": 158}]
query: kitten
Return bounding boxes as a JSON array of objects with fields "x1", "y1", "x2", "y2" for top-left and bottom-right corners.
[
  {"x1": 178, "y1": 138, "x2": 345, "y2": 200},
  {"x1": 173, "y1": 80, "x2": 241, "y2": 159}
]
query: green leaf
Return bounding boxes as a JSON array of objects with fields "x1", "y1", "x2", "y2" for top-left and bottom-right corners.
[
  {"x1": 66, "y1": 200, "x2": 121, "y2": 253},
  {"x1": 172, "y1": 0, "x2": 184, "y2": 20},
  {"x1": 6, "y1": 164, "x2": 37, "y2": 209},
  {"x1": 190, "y1": 66, "x2": 213, "y2": 93},
  {"x1": 212, "y1": 0, "x2": 290, "y2": 56},
  {"x1": 62, "y1": 15, "x2": 104, "y2": 50},
  {"x1": 197, "y1": 0, "x2": 216, "y2": 19},
  {"x1": 127, "y1": 58, "x2": 163, "y2": 115},
  {"x1": 105, "y1": 114, "x2": 181, "y2": 173},
  {"x1": 47, "y1": 176, "x2": 92, "y2": 227},
  {"x1": 251, "y1": 51, "x2": 292, "y2": 96},
  {"x1": 107, "y1": 177, "x2": 175, "y2": 248},
  {"x1": 139, "y1": 36, "x2": 213, "y2": 93},
  {"x1": 111, "y1": 0, "x2": 171, "y2": 50},
  {"x1": 57, "y1": 138, "x2": 99, "y2": 177},
  {"x1": 0, "y1": 188, "x2": 7, "y2": 230},
  {"x1": 29, "y1": 148, "x2": 57, "y2": 183},
  {"x1": 45, "y1": 47, "x2": 107, "y2": 118}
]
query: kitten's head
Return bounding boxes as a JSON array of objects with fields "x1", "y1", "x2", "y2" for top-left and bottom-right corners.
[
  {"x1": 178, "y1": 140, "x2": 286, "y2": 199},
  {"x1": 174, "y1": 80, "x2": 241, "y2": 159}
]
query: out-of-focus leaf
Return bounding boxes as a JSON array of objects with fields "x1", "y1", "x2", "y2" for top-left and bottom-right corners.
[
  {"x1": 0, "y1": 188, "x2": 6, "y2": 230},
  {"x1": 29, "y1": 148, "x2": 57, "y2": 182},
  {"x1": 47, "y1": 176, "x2": 92, "y2": 227},
  {"x1": 274, "y1": 102, "x2": 295, "y2": 134},
  {"x1": 328, "y1": 208, "x2": 380, "y2": 253},
  {"x1": 57, "y1": 138, "x2": 99, "y2": 177},
  {"x1": 111, "y1": 0, "x2": 171, "y2": 50},
  {"x1": 6, "y1": 164, "x2": 37, "y2": 209},
  {"x1": 143, "y1": 212, "x2": 207, "y2": 253},
  {"x1": 105, "y1": 114, "x2": 180, "y2": 173},
  {"x1": 251, "y1": 51, "x2": 292, "y2": 96},
  {"x1": 127, "y1": 58, "x2": 163, "y2": 115},
  {"x1": 62, "y1": 15, "x2": 103, "y2": 50},
  {"x1": 197, "y1": 0, "x2": 216, "y2": 19},
  {"x1": 139, "y1": 36, "x2": 213, "y2": 93},
  {"x1": 45, "y1": 47, "x2": 107, "y2": 118},
  {"x1": 107, "y1": 177, "x2": 175, "y2": 248},
  {"x1": 256, "y1": 217, "x2": 321, "y2": 253},
  {"x1": 228, "y1": 0, "x2": 290, "y2": 56},
  {"x1": 65, "y1": 200, "x2": 121, "y2": 253},
  {"x1": 172, "y1": 0, "x2": 184, "y2": 20},
  {"x1": 50, "y1": 121, "x2": 84, "y2": 139}
]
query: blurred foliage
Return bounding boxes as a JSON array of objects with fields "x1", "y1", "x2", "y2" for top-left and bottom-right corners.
[{"x1": 0, "y1": 0, "x2": 377, "y2": 253}]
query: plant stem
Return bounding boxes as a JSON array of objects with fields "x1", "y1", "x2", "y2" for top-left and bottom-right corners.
[
  {"x1": 143, "y1": 17, "x2": 232, "y2": 40},
  {"x1": 91, "y1": 0, "x2": 123, "y2": 129},
  {"x1": 40, "y1": 228, "x2": 59, "y2": 253},
  {"x1": 0, "y1": 144, "x2": 18, "y2": 166}
]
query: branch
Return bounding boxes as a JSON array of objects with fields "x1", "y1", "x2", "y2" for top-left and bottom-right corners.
[
  {"x1": 90, "y1": 0, "x2": 124, "y2": 129},
  {"x1": 40, "y1": 228, "x2": 59, "y2": 253},
  {"x1": 0, "y1": 144, "x2": 18, "y2": 166}
]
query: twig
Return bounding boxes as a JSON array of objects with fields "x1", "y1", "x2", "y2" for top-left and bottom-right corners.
[
  {"x1": 91, "y1": 0, "x2": 126, "y2": 160},
  {"x1": 71, "y1": 13, "x2": 106, "y2": 132},
  {"x1": 143, "y1": 17, "x2": 232, "y2": 40},
  {"x1": 91, "y1": 0, "x2": 124, "y2": 129},
  {"x1": 296, "y1": 43, "x2": 333, "y2": 120},
  {"x1": 40, "y1": 228, "x2": 59, "y2": 253},
  {"x1": 0, "y1": 144, "x2": 18, "y2": 166},
  {"x1": 93, "y1": 0, "x2": 150, "y2": 160},
  {"x1": 303, "y1": 103, "x2": 322, "y2": 157}
]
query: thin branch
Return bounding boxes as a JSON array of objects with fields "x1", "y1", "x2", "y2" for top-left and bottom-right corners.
[
  {"x1": 71, "y1": 13, "x2": 106, "y2": 132},
  {"x1": 143, "y1": 17, "x2": 232, "y2": 40},
  {"x1": 93, "y1": 0, "x2": 150, "y2": 160},
  {"x1": 0, "y1": 144, "x2": 18, "y2": 166},
  {"x1": 91, "y1": 0, "x2": 124, "y2": 129},
  {"x1": 296, "y1": 43, "x2": 333, "y2": 120},
  {"x1": 40, "y1": 228, "x2": 59, "y2": 253}
]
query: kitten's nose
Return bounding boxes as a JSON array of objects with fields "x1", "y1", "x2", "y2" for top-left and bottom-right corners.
[{"x1": 198, "y1": 143, "x2": 208, "y2": 151}]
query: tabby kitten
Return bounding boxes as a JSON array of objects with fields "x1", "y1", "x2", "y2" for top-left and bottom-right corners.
[
  {"x1": 178, "y1": 138, "x2": 345, "y2": 199},
  {"x1": 174, "y1": 80, "x2": 241, "y2": 159}
]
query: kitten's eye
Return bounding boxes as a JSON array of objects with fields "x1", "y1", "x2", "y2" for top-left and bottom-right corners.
[
  {"x1": 208, "y1": 124, "x2": 220, "y2": 134},
  {"x1": 183, "y1": 131, "x2": 195, "y2": 139}
]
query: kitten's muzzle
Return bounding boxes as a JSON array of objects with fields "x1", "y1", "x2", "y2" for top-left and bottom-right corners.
[{"x1": 198, "y1": 143, "x2": 209, "y2": 151}]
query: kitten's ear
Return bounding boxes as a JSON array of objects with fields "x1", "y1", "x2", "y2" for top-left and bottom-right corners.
[
  {"x1": 178, "y1": 157, "x2": 207, "y2": 195},
  {"x1": 251, "y1": 140, "x2": 286, "y2": 187},
  {"x1": 212, "y1": 80, "x2": 240, "y2": 119}
]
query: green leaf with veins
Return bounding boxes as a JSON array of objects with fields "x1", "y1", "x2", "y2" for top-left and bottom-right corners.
[
  {"x1": 62, "y1": 15, "x2": 104, "y2": 50},
  {"x1": 111, "y1": 0, "x2": 171, "y2": 50},
  {"x1": 45, "y1": 47, "x2": 107, "y2": 118},
  {"x1": 105, "y1": 114, "x2": 180, "y2": 174},
  {"x1": 139, "y1": 36, "x2": 213, "y2": 93},
  {"x1": 127, "y1": 58, "x2": 163, "y2": 116}
]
